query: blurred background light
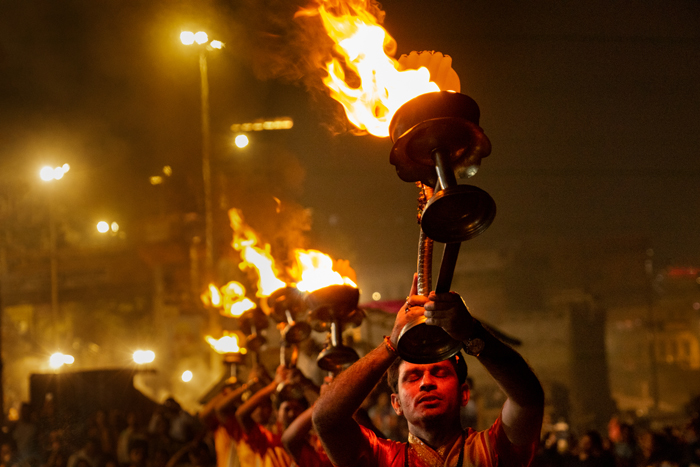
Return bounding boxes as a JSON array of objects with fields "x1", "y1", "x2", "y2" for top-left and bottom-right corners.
[{"x1": 133, "y1": 350, "x2": 155, "y2": 364}]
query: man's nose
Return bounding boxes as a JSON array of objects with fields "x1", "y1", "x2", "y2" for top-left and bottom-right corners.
[{"x1": 419, "y1": 373, "x2": 437, "y2": 391}]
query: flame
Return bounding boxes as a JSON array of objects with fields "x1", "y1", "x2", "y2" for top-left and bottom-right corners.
[
  {"x1": 302, "y1": 1, "x2": 459, "y2": 137},
  {"x1": 291, "y1": 249, "x2": 357, "y2": 292},
  {"x1": 206, "y1": 331, "x2": 247, "y2": 355},
  {"x1": 201, "y1": 283, "x2": 223, "y2": 308},
  {"x1": 220, "y1": 281, "x2": 256, "y2": 317},
  {"x1": 229, "y1": 209, "x2": 286, "y2": 298}
]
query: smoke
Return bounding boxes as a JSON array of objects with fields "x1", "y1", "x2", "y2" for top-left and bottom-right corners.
[{"x1": 236, "y1": 0, "x2": 388, "y2": 134}]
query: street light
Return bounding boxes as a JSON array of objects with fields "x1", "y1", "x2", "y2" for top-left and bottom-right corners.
[
  {"x1": 234, "y1": 134, "x2": 249, "y2": 149},
  {"x1": 96, "y1": 221, "x2": 119, "y2": 234},
  {"x1": 49, "y1": 352, "x2": 74, "y2": 370},
  {"x1": 133, "y1": 350, "x2": 156, "y2": 364},
  {"x1": 180, "y1": 30, "x2": 224, "y2": 287},
  {"x1": 40, "y1": 164, "x2": 70, "y2": 346}
]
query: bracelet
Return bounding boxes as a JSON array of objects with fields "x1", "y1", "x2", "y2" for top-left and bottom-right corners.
[{"x1": 383, "y1": 336, "x2": 398, "y2": 355}]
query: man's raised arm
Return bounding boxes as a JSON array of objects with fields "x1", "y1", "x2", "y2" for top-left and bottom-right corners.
[
  {"x1": 424, "y1": 291, "x2": 545, "y2": 447},
  {"x1": 312, "y1": 277, "x2": 422, "y2": 467}
]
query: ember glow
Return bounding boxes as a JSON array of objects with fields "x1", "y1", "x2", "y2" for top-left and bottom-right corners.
[
  {"x1": 300, "y1": 1, "x2": 459, "y2": 137},
  {"x1": 291, "y1": 249, "x2": 357, "y2": 292},
  {"x1": 229, "y1": 209, "x2": 286, "y2": 298},
  {"x1": 206, "y1": 331, "x2": 247, "y2": 355},
  {"x1": 220, "y1": 281, "x2": 256, "y2": 317}
]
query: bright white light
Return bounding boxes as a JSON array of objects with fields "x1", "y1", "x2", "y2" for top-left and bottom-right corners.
[
  {"x1": 110, "y1": 222, "x2": 119, "y2": 232},
  {"x1": 40, "y1": 166, "x2": 55, "y2": 181},
  {"x1": 234, "y1": 134, "x2": 249, "y2": 148},
  {"x1": 62, "y1": 163, "x2": 70, "y2": 172},
  {"x1": 180, "y1": 31, "x2": 195, "y2": 45},
  {"x1": 210, "y1": 40, "x2": 223, "y2": 49},
  {"x1": 182, "y1": 371, "x2": 193, "y2": 382},
  {"x1": 133, "y1": 350, "x2": 155, "y2": 364},
  {"x1": 53, "y1": 167, "x2": 65, "y2": 180},
  {"x1": 97, "y1": 221, "x2": 109, "y2": 233},
  {"x1": 49, "y1": 353, "x2": 74, "y2": 369},
  {"x1": 194, "y1": 31, "x2": 208, "y2": 45}
]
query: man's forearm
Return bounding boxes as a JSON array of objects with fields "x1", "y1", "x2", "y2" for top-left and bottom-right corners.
[
  {"x1": 215, "y1": 383, "x2": 252, "y2": 418},
  {"x1": 474, "y1": 329, "x2": 543, "y2": 408},
  {"x1": 314, "y1": 342, "x2": 396, "y2": 429},
  {"x1": 473, "y1": 327, "x2": 544, "y2": 446},
  {"x1": 282, "y1": 407, "x2": 313, "y2": 462},
  {"x1": 235, "y1": 381, "x2": 276, "y2": 433},
  {"x1": 312, "y1": 341, "x2": 397, "y2": 467}
]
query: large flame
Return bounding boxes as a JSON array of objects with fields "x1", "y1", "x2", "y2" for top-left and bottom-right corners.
[
  {"x1": 206, "y1": 331, "x2": 247, "y2": 355},
  {"x1": 291, "y1": 249, "x2": 357, "y2": 292},
  {"x1": 229, "y1": 209, "x2": 286, "y2": 298},
  {"x1": 301, "y1": 1, "x2": 459, "y2": 137}
]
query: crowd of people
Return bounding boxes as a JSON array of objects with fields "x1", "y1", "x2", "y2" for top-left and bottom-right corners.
[
  {"x1": 533, "y1": 415, "x2": 700, "y2": 467},
  {"x1": 2, "y1": 389, "x2": 699, "y2": 467},
  {"x1": 1, "y1": 277, "x2": 698, "y2": 467}
]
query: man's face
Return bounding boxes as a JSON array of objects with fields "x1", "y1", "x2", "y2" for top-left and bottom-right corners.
[
  {"x1": 391, "y1": 360, "x2": 468, "y2": 425},
  {"x1": 252, "y1": 400, "x2": 273, "y2": 425},
  {"x1": 278, "y1": 400, "x2": 306, "y2": 428}
]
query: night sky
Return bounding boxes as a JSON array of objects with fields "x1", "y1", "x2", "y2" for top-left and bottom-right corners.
[{"x1": 1, "y1": 0, "x2": 698, "y2": 284}]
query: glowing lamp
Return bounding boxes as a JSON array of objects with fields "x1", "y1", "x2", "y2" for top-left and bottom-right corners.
[
  {"x1": 49, "y1": 353, "x2": 74, "y2": 369},
  {"x1": 133, "y1": 350, "x2": 156, "y2": 364}
]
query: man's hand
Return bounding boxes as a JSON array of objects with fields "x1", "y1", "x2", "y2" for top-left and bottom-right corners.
[
  {"x1": 274, "y1": 364, "x2": 290, "y2": 385},
  {"x1": 423, "y1": 291, "x2": 478, "y2": 342},
  {"x1": 389, "y1": 274, "x2": 429, "y2": 346}
]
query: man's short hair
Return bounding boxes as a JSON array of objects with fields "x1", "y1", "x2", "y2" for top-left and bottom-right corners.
[
  {"x1": 274, "y1": 383, "x2": 310, "y2": 411},
  {"x1": 386, "y1": 352, "x2": 468, "y2": 393}
]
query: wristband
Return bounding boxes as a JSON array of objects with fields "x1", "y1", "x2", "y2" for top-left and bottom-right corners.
[{"x1": 383, "y1": 336, "x2": 398, "y2": 355}]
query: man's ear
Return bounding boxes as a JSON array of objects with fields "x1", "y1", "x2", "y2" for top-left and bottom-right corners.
[
  {"x1": 390, "y1": 393, "x2": 403, "y2": 416},
  {"x1": 460, "y1": 383, "x2": 470, "y2": 407}
]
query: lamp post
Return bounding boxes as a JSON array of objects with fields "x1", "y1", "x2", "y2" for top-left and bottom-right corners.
[
  {"x1": 40, "y1": 164, "x2": 70, "y2": 347},
  {"x1": 180, "y1": 31, "x2": 223, "y2": 286}
]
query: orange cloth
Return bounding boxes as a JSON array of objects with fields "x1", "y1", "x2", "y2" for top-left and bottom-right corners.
[
  {"x1": 214, "y1": 424, "x2": 239, "y2": 467},
  {"x1": 239, "y1": 422, "x2": 292, "y2": 467},
  {"x1": 359, "y1": 415, "x2": 537, "y2": 467},
  {"x1": 291, "y1": 433, "x2": 333, "y2": 467}
]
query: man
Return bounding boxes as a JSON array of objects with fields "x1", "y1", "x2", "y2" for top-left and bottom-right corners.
[
  {"x1": 313, "y1": 275, "x2": 544, "y2": 467},
  {"x1": 235, "y1": 365, "x2": 319, "y2": 467},
  {"x1": 199, "y1": 371, "x2": 274, "y2": 467}
]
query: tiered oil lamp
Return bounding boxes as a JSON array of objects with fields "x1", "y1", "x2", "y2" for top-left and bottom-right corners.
[
  {"x1": 389, "y1": 91, "x2": 496, "y2": 364},
  {"x1": 268, "y1": 286, "x2": 311, "y2": 343},
  {"x1": 305, "y1": 284, "x2": 363, "y2": 372},
  {"x1": 238, "y1": 307, "x2": 272, "y2": 390},
  {"x1": 206, "y1": 331, "x2": 248, "y2": 384},
  {"x1": 239, "y1": 307, "x2": 270, "y2": 352}
]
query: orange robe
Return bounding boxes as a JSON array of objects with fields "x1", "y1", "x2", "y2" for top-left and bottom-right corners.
[{"x1": 359, "y1": 415, "x2": 536, "y2": 467}]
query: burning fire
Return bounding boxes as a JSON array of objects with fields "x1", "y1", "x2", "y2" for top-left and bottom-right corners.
[
  {"x1": 291, "y1": 249, "x2": 357, "y2": 292},
  {"x1": 229, "y1": 209, "x2": 286, "y2": 298},
  {"x1": 299, "y1": 1, "x2": 459, "y2": 137},
  {"x1": 206, "y1": 331, "x2": 247, "y2": 355},
  {"x1": 201, "y1": 283, "x2": 222, "y2": 308},
  {"x1": 201, "y1": 281, "x2": 256, "y2": 317},
  {"x1": 221, "y1": 281, "x2": 256, "y2": 317}
]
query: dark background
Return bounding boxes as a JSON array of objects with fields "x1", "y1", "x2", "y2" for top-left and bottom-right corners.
[{"x1": 1, "y1": 0, "x2": 698, "y2": 275}]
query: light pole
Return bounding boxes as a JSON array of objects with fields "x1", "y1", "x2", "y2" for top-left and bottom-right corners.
[
  {"x1": 180, "y1": 31, "x2": 223, "y2": 286},
  {"x1": 40, "y1": 164, "x2": 70, "y2": 347}
]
